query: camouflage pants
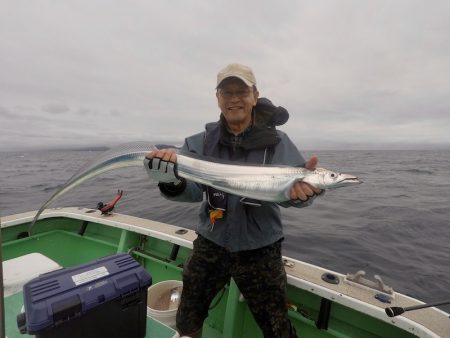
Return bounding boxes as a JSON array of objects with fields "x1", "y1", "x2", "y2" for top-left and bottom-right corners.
[{"x1": 176, "y1": 235, "x2": 298, "y2": 338}]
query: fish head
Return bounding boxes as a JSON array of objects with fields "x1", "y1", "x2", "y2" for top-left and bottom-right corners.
[{"x1": 303, "y1": 168, "x2": 362, "y2": 190}]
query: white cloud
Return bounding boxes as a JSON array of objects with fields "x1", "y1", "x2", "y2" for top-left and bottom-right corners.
[
  {"x1": 0, "y1": 0, "x2": 449, "y2": 150},
  {"x1": 41, "y1": 103, "x2": 70, "y2": 114}
]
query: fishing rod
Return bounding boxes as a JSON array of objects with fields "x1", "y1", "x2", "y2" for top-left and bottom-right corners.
[{"x1": 385, "y1": 300, "x2": 450, "y2": 317}]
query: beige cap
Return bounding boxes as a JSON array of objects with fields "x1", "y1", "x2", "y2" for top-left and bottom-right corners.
[{"x1": 216, "y1": 63, "x2": 257, "y2": 88}]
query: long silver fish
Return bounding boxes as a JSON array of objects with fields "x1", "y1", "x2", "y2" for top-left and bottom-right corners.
[{"x1": 28, "y1": 141, "x2": 361, "y2": 234}]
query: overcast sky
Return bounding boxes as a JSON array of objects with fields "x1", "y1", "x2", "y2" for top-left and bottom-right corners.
[{"x1": 1, "y1": 0, "x2": 449, "y2": 151}]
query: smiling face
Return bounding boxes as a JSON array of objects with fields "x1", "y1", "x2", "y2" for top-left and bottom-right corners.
[{"x1": 216, "y1": 77, "x2": 259, "y2": 134}]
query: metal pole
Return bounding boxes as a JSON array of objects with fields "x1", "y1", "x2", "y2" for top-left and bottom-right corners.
[
  {"x1": 386, "y1": 300, "x2": 450, "y2": 317},
  {"x1": 0, "y1": 215, "x2": 6, "y2": 338}
]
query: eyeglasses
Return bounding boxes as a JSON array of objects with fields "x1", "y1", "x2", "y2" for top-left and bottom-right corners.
[{"x1": 218, "y1": 89, "x2": 252, "y2": 99}]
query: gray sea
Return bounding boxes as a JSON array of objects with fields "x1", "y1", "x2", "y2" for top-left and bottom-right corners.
[{"x1": 1, "y1": 148, "x2": 449, "y2": 311}]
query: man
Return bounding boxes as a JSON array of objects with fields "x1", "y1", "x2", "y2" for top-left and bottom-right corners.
[{"x1": 145, "y1": 63, "x2": 322, "y2": 338}]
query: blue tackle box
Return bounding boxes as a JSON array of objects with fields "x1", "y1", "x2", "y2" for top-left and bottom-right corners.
[{"x1": 17, "y1": 253, "x2": 152, "y2": 338}]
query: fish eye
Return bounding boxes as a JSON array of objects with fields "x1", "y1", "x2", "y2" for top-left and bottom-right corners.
[{"x1": 330, "y1": 173, "x2": 336, "y2": 178}]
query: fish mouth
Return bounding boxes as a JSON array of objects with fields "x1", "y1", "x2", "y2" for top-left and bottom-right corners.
[{"x1": 339, "y1": 176, "x2": 362, "y2": 184}]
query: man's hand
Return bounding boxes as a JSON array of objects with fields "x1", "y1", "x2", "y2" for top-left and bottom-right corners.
[
  {"x1": 289, "y1": 155, "x2": 323, "y2": 201},
  {"x1": 144, "y1": 148, "x2": 180, "y2": 184},
  {"x1": 146, "y1": 149, "x2": 178, "y2": 163}
]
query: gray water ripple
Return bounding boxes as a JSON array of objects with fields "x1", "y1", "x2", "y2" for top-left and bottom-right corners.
[{"x1": 0, "y1": 149, "x2": 449, "y2": 312}]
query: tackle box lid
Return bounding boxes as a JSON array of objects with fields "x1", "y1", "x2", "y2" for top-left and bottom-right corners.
[{"x1": 22, "y1": 253, "x2": 151, "y2": 333}]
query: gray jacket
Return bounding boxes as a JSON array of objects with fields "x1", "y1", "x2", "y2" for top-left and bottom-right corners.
[{"x1": 158, "y1": 124, "x2": 317, "y2": 252}]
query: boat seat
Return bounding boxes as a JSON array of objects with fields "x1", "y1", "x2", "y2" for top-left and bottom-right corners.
[{"x1": 2, "y1": 252, "x2": 62, "y2": 297}]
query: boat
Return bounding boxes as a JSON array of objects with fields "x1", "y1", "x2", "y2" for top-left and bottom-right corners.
[{"x1": 1, "y1": 207, "x2": 449, "y2": 338}]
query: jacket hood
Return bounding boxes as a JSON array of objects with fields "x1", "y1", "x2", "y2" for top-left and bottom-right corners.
[{"x1": 253, "y1": 97, "x2": 289, "y2": 127}]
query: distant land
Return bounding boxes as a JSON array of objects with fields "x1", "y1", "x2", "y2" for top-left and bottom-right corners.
[
  {"x1": 1, "y1": 141, "x2": 450, "y2": 152},
  {"x1": 49, "y1": 146, "x2": 111, "y2": 152}
]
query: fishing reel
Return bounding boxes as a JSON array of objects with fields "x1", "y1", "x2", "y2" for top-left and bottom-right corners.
[{"x1": 97, "y1": 190, "x2": 123, "y2": 215}]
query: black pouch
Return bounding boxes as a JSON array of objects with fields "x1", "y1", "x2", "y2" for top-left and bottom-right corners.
[{"x1": 206, "y1": 187, "x2": 227, "y2": 211}]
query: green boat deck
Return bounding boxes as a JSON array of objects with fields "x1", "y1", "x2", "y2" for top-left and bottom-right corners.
[{"x1": 2, "y1": 210, "x2": 448, "y2": 338}]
